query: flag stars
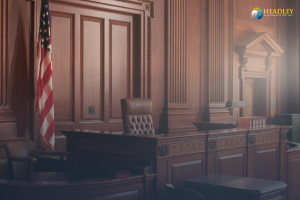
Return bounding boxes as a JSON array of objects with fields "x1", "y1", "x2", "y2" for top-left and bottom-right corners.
[
  {"x1": 46, "y1": 12, "x2": 48, "y2": 15},
  {"x1": 42, "y1": 38, "x2": 44, "y2": 42},
  {"x1": 40, "y1": 28, "x2": 42, "y2": 32},
  {"x1": 44, "y1": 29, "x2": 47, "y2": 33},
  {"x1": 43, "y1": 13, "x2": 45, "y2": 17},
  {"x1": 43, "y1": 21, "x2": 46, "y2": 25},
  {"x1": 45, "y1": 5, "x2": 48, "y2": 8},
  {"x1": 46, "y1": 37, "x2": 49, "y2": 41}
]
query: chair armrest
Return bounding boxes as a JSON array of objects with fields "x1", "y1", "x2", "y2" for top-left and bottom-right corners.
[
  {"x1": 31, "y1": 151, "x2": 69, "y2": 157},
  {"x1": 9, "y1": 156, "x2": 37, "y2": 162}
]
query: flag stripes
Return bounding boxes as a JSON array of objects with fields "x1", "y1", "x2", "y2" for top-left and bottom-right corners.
[{"x1": 36, "y1": 0, "x2": 55, "y2": 150}]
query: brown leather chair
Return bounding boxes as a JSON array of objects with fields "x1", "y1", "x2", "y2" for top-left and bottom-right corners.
[
  {"x1": 4, "y1": 140, "x2": 70, "y2": 181},
  {"x1": 166, "y1": 183, "x2": 205, "y2": 200},
  {"x1": 121, "y1": 98, "x2": 155, "y2": 135}
]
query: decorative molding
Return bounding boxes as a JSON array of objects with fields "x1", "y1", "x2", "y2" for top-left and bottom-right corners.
[
  {"x1": 157, "y1": 138, "x2": 205, "y2": 146},
  {"x1": 157, "y1": 146, "x2": 168, "y2": 157},
  {"x1": 208, "y1": 140, "x2": 217, "y2": 150},
  {"x1": 236, "y1": 32, "x2": 284, "y2": 72},
  {"x1": 248, "y1": 131, "x2": 279, "y2": 145},
  {"x1": 168, "y1": 141, "x2": 205, "y2": 156},
  {"x1": 281, "y1": 131, "x2": 288, "y2": 141},
  {"x1": 209, "y1": 134, "x2": 247, "y2": 140},
  {"x1": 248, "y1": 136, "x2": 255, "y2": 145}
]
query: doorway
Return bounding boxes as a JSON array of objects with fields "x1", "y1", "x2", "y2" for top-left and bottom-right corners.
[{"x1": 243, "y1": 78, "x2": 267, "y2": 117}]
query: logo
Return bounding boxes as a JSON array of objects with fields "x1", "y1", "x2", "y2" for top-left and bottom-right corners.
[{"x1": 252, "y1": 7, "x2": 264, "y2": 20}]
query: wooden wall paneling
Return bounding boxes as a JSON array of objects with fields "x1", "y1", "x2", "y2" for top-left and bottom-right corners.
[
  {"x1": 286, "y1": 148, "x2": 300, "y2": 200},
  {"x1": 217, "y1": 151, "x2": 246, "y2": 177},
  {"x1": 81, "y1": 16, "x2": 104, "y2": 121},
  {"x1": 46, "y1": 0, "x2": 152, "y2": 136},
  {"x1": 109, "y1": 20, "x2": 132, "y2": 121},
  {"x1": 164, "y1": 0, "x2": 197, "y2": 133},
  {"x1": 51, "y1": 12, "x2": 74, "y2": 123},
  {"x1": 207, "y1": 130, "x2": 247, "y2": 176},
  {"x1": 170, "y1": 159, "x2": 204, "y2": 189},
  {"x1": 247, "y1": 128, "x2": 281, "y2": 181},
  {"x1": 255, "y1": 147, "x2": 278, "y2": 180}
]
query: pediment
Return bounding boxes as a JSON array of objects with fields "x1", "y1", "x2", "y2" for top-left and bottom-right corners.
[{"x1": 236, "y1": 32, "x2": 284, "y2": 57}]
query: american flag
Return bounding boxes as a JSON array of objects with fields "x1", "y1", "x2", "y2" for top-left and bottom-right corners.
[{"x1": 36, "y1": 0, "x2": 55, "y2": 150}]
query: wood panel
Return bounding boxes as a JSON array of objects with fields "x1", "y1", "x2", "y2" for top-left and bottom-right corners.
[
  {"x1": 287, "y1": 157, "x2": 300, "y2": 200},
  {"x1": 109, "y1": 20, "x2": 131, "y2": 120},
  {"x1": 255, "y1": 148, "x2": 278, "y2": 180},
  {"x1": 81, "y1": 16, "x2": 104, "y2": 121},
  {"x1": 171, "y1": 160, "x2": 204, "y2": 188},
  {"x1": 218, "y1": 153, "x2": 245, "y2": 177},
  {"x1": 51, "y1": 12, "x2": 74, "y2": 122}
]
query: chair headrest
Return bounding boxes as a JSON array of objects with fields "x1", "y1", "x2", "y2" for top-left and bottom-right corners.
[{"x1": 121, "y1": 98, "x2": 152, "y2": 115}]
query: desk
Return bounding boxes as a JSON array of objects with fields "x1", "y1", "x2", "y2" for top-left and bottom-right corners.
[
  {"x1": 61, "y1": 125, "x2": 290, "y2": 200},
  {"x1": 185, "y1": 174, "x2": 287, "y2": 200}
]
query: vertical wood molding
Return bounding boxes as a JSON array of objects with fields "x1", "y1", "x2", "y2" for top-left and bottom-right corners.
[
  {"x1": 163, "y1": 0, "x2": 196, "y2": 133},
  {"x1": 208, "y1": 0, "x2": 224, "y2": 103},
  {"x1": 204, "y1": 0, "x2": 230, "y2": 123},
  {"x1": 168, "y1": 0, "x2": 186, "y2": 104}
]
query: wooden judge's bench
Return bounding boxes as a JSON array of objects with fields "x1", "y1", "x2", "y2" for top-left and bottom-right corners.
[{"x1": 62, "y1": 125, "x2": 293, "y2": 200}]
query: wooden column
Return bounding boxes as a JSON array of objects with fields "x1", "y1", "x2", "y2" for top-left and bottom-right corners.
[
  {"x1": 163, "y1": 0, "x2": 196, "y2": 133},
  {"x1": 0, "y1": 0, "x2": 17, "y2": 138},
  {"x1": 204, "y1": 0, "x2": 230, "y2": 123}
]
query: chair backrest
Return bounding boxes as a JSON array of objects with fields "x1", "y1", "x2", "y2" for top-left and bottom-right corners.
[
  {"x1": 121, "y1": 98, "x2": 155, "y2": 135},
  {"x1": 166, "y1": 183, "x2": 205, "y2": 200},
  {"x1": 4, "y1": 140, "x2": 38, "y2": 180}
]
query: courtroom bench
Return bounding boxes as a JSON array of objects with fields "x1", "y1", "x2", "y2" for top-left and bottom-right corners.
[
  {"x1": 0, "y1": 174, "x2": 156, "y2": 200},
  {"x1": 62, "y1": 125, "x2": 291, "y2": 200}
]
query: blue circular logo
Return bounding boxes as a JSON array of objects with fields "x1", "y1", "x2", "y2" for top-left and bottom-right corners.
[{"x1": 252, "y1": 7, "x2": 263, "y2": 20}]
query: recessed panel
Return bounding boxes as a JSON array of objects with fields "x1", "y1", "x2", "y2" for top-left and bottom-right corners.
[
  {"x1": 218, "y1": 153, "x2": 244, "y2": 177},
  {"x1": 256, "y1": 148, "x2": 277, "y2": 180},
  {"x1": 288, "y1": 158, "x2": 300, "y2": 200},
  {"x1": 81, "y1": 17, "x2": 104, "y2": 120},
  {"x1": 51, "y1": 13, "x2": 73, "y2": 121},
  {"x1": 171, "y1": 160, "x2": 203, "y2": 188},
  {"x1": 110, "y1": 21, "x2": 131, "y2": 120}
]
